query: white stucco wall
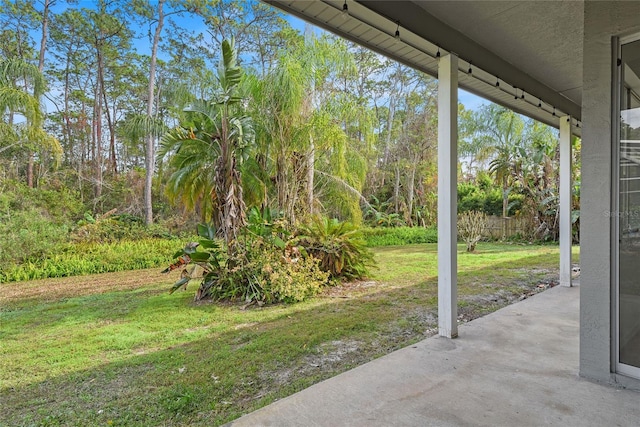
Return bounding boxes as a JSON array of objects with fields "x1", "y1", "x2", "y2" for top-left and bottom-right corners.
[{"x1": 581, "y1": 0, "x2": 640, "y2": 388}]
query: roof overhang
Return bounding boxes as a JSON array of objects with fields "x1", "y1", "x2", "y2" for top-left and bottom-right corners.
[{"x1": 265, "y1": 0, "x2": 583, "y2": 133}]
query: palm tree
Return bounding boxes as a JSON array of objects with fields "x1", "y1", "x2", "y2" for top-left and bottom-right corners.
[
  {"x1": 0, "y1": 58, "x2": 60, "y2": 184},
  {"x1": 467, "y1": 105, "x2": 525, "y2": 239},
  {"x1": 250, "y1": 32, "x2": 368, "y2": 224},
  {"x1": 488, "y1": 145, "x2": 517, "y2": 219},
  {"x1": 0, "y1": 58, "x2": 45, "y2": 121},
  {"x1": 472, "y1": 105, "x2": 525, "y2": 217},
  {"x1": 158, "y1": 39, "x2": 255, "y2": 248}
]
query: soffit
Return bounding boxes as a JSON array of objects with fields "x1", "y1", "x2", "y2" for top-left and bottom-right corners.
[{"x1": 415, "y1": 1, "x2": 583, "y2": 110}]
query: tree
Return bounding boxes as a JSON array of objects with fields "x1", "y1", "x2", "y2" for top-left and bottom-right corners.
[
  {"x1": 144, "y1": 0, "x2": 165, "y2": 225},
  {"x1": 393, "y1": 76, "x2": 437, "y2": 225},
  {"x1": 130, "y1": 0, "x2": 215, "y2": 225},
  {"x1": 203, "y1": 0, "x2": 290, "y2": 76},
  {"x1": 30, "y1": 0, "x2": 54, "y2": 187},
  {"x1": 47, "y1": 8, "x2": 95, "y2": 186},
  {"x1": 248, "y1": 31, "x2": 371, "y2": 224},
  {"x1": 514, "y1": 120, "x2": 562, "y2": 239},
  {"x1": 472, "y1": 105, "x2": 524, "y2": 217},
  {"x1": 159, "y1": 39, "x2": 255, "y2": 248},
  {"x1": 459, "y1": 104, "x2": 492, "y2": 177},
  {"x1": 0, "y1": 58, "x2": 60, "y2": 181},
  {"x1": 0, "y1": 0, "x2": 59, "y2": 186}
]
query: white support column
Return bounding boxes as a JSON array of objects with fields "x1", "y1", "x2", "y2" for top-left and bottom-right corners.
[
  {"x1": 559, "y1": 115, "x2": 573, "y2": 287},
  {"x1": 438, "y1": 53, "x2": 458, "y2": 338}
]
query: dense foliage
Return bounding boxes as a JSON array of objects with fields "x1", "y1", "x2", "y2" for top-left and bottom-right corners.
[
  {"x1": 0, "y1": 238, "x2": 178, "y2": 283},
  {"x1": 0, "y1": 180, "x2": 182, "y2": 283},
  {"x1": 361, "y1": 226, "x2": 438, "y2": 247},
  {"x1": 163, "y1": 222, "x2": 330, "y2": 304},
  {"x1": 162, "y1": 215, "x2": 377, "y2": 305},
  {"x1": 294, "y1": 215, "x2": 374, "y2": 280}
]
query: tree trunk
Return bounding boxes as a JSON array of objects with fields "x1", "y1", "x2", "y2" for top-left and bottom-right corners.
[
  {"x1": 382, "y1": 95, "x2": 396, "y2": 183},
  {"x1": 27, "y1": 156, "x2": 34, "y2": 188},
  {"x1": 94, "y1": 43, "x2": 104, "y2": 200},
  {"x1": 502, "y1": 176, "x2": 508, "y2": 239},
  {"x1": 25, "y1": 0, "x2": 51, "y2": 189},
  {"x1": 394, "y1": 164, "x2": 401, "y2": 213},
  {"x1": 306, "y1": 135, "x2": 315, "y2": 214},
  {"x1": 276, "y1": 149, "x2": 295, "y2": 223},
  {"x1": 406, "y1": 163, "x2": 416, "y2": 226},
  {"x1": 216, "y1": 104, "x2": 247, "y2": 250},
  {"x1": 38, "y1": 0, "x2": 50, "y2": 72},
  {"x1": 62, "y1": 50, "x2": 72, "y2": 165},
  {"x1": 101, "y1": 84, "x2": 117, "y2": 175},
  {"x1": 145, "y1": 0, "x2": 165, "y2": 225}
]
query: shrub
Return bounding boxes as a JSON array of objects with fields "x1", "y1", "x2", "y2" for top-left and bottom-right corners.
[
  {"x1": 372, "y1": 212, "x2": 405, "y2": 228},
  {"x1": 294, "y1": 216, "x2": 374, "y2": 280},
  {"x1": 361, "y1": 226, "x2": 437, "y2": 247},
  {"x1": 0, "y1": 179, "x2": 84, "y2": 222},
  {"x1": 458, "y1": 210, "x2": 488, "y2": 252},
  {"x1": 257, "y1": 248, "x2": 328, "y2": 303},
  {"x1": 0, "y1": 207, "x2": 69, "y2": 266},
  {"x1": 0, "y1": 180, "x2": 81, "y2": 266},
  {"x1": 457, "y1": 182, "x2": 522, "y2": 217},
  {"x1": 71, "y1": 212, "x2": 173, "y2": 243},
  {"x1": 163, "y1": 223, "x2": 329, "y2": 304},
  {"x1": 483, "y1": 188, "x2": 504, "y2": 216}
]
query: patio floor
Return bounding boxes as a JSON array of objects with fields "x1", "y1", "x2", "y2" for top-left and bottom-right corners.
[{"x1": 227, "y1": 283, "x2": 640, "y2": 426}]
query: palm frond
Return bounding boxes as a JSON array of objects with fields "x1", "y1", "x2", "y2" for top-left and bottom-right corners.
[
  {"x1": 218, "y1": 38, "x2": 241, "y2": 95},
  {"x1": 315, "y1": 169, "x2": 373, "y2": 212},
  {"x1": 0, "y1": 86, "x2": 42, "y2": 125},
  {"x1": 0, "y1": 58, "x2": 46, "y2": 96},
  {"x1": 123, "y1": 114, "x2": 168, "y2": 141}
]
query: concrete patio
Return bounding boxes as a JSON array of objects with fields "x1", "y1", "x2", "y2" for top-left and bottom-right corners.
[{"x1": 228, "y1": 284, "x2": 640, "y2": 426}]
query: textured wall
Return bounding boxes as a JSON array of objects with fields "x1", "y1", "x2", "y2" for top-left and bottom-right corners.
[{"x1": 581, "y1": 0, "x2": 640, "y2": 386}]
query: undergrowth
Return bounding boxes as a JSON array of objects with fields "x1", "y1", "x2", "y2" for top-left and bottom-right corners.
[
  {"x1": 362, "y1": 226, "x2": 438, "y2": 247},
  {"x1": 0, "y1": 239, "x2": 180, "y2": 283}
]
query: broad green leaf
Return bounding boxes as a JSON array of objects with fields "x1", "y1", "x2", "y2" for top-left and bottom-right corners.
[
  {"x1": 199, "y1": 238, "x2": 219, "y2": 249},
  {"x1": 197, "y1": 223, "x2": 216, "y2": 239},
  {"x1": 169, "y1": 277, "x2": 190, "y2": 294},
  {"x1": 172, "y1": 250, "x2": 185, "y2": 258},
  {"x1": 190, "y1": 251, "x2": 211, "y2": 262}
]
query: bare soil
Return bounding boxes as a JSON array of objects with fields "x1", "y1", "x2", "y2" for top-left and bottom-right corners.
[{"x1": 0, "y1": 268, "x2": 172, "y2": 305}]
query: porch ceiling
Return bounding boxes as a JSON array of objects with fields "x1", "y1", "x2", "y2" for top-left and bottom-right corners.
[{"x1": 265, "y1": 0, "x2": 583, "y2": 132}]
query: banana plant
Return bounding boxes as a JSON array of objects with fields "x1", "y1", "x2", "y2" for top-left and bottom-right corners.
[{"x1": 162, "y1": 223, "x2": 225, "y2": 300}]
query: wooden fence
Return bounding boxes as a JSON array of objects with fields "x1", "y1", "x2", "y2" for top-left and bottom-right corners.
[{"x1": 483, "y1": 215, "x2": 529, "y2": 239}]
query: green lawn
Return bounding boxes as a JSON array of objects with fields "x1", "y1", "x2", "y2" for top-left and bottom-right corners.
[{"x1": 0, "y1": 243, "x2": 579, "y2": 426}]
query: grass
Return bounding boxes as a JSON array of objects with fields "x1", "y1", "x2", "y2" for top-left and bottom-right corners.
[{"x1": 0, "y1": 243, "x2": 579, "y2": 426}]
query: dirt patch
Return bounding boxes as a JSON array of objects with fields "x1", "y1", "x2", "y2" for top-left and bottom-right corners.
[
  {"x1": 257, "y1": 339, "x2": 365, "y2": 397},
  {"x1": 0, "y1": 268, "x2": 172, "y2": 306},
  {"x1": 256, "y1": 273, "x2": 560, "y2": 402},
  {"x1": 320, "y1": 280, "x2": 379, "y2": 298},
  {"x1": 458, "y1": 276, "x2": 558, "y2": 322},
  {"x1": 303, "y1": 340, "x2": 363, "y2": 369}
]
